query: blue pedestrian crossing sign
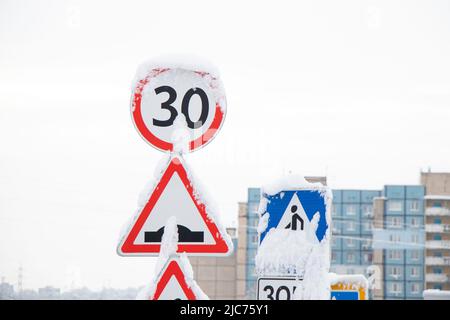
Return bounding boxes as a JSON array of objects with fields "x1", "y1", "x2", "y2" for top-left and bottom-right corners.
[{"x1": 259, "y1": 189, "x2": 329, "y2": 244}]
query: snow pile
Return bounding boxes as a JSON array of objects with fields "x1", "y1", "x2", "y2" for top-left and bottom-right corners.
[
  {"x1": 328, "y1": 273, "x2": 368, "y2": 291},
  {"x1": 293, "y1": 245, "x2": 331, "y2": 300},
  {"x1": 136, "y1": 217, "x2": 208, "y2": 300},
  {"x1": 132, "y1": 54, "x2": 227, "y2": 113},
  {"x1": 257, "y1": 212, "x2": 269, "y2": 233},
  {"x1": 178, "y1": 252, "x2": 209, "y2": 300}
]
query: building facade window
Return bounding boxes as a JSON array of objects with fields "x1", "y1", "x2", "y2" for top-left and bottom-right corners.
[
  {"x1": 388, "y1": 250, "x2": 401, "y2": 260},
  {"x1": 390, "y1": 282, "x2": 402, "y2": 294},
  {"x1": 363, "y1": 221, "x2": 372, "y2": 232},
  {"x1": 410, "y1": 200, "x2": 419, "y2": 211},
  {"x1": 432, "y1": 201, "x2": 442, "y2": 208},
  {"x1": 347, "y1": 221, "x2": 356, "y2": 231},
  {"x1": 249, "y1": 203, "x2": 259, "y2": 213},
  {"x1": 411, "y1": 283, "x2": 420, "y2": 294},
  {"x1": 347, "y1": 253, "x2": 355, "y2": 263},
  {"x1": 410, "y1": 267, "x2": 419, "y2": 277},
  {"x1": 434, "y1": 234, "x2": 442, "y2": 241},
  {"x1": 388, "y1": 217, "x2": 403, "y2": 228},
  {"x1": 410, "y1": 217, "x2": 420, "y2": 228},
  {"x1": 362, "y1": 205, "x2": 372, "y2": 217},
  {"x1": 434, "y1": 218, "x2": 442, "y2": 224},
  {"x1": 411, "y1": 250, "x2": 420, "y2": 260},
  {"x1": 388, "y1": 200, "x2": 402, "y2": 212},
  {"x1": 251, "y1": 234, "x2": 258, "y2": 244},
  {"x1": 390, "y1": 266, "x2": 401, "y2": 276},
  {"x1": 433, "y1": 268, "x2": 442, "y2": 274},
  {"x1": 411, "y1": 234, "x2": 420, "y2": 244},
  {"x1": 332, "y1": 206, "x2": 337, "y2": 216},
  {"x1": 346, "y1": 239, "x2": 355, "y2": 247},
  {"x1": 362, "y1": 239, "x2": 371, "y2": 250},
  {"x1": 362, "y1": 252, "x2": 372, "y2": 264},
  {"x1": 390, "y1": 234, "x2": 401, "y2": 243},
  {"x1": 346, "y1": 205, "x2": 356, "y2": 216}
]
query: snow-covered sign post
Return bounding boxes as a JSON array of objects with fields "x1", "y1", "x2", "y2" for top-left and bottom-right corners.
[
  {"x1": 117, "y1": 56, "x2": 233, "y2": 300},
  {"x1": 255, "y1": 176, "x2": 332, "y2": 300}
]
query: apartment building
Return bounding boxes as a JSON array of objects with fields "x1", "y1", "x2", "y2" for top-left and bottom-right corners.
[
  {"x1": 372, "y1": 185, "x2": 425, "y2": 299},
  {"x1": 421, "y1": 172, "x2": 450, "y2": 291}
]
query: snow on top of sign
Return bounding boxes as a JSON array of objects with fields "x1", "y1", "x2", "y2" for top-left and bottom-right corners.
[
  {"x1": 328, "y1": 273, "x2": 368, "y2": 290},
  {"x1": 135, "y1": 54, "x2": 221, "y2": 79},
  {"x1": 132, "y1": 54, "x2": 227, "y2": 113},
  {"x1": 262, "y1": 174, "x2": 325, "y2": 196}
]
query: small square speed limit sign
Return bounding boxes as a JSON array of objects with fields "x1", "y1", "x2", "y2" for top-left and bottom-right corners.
[{"x1": 257, "y1": 277, "x2": 302, "y2": 300}]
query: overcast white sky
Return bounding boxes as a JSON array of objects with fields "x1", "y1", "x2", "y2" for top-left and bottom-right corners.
[{"x1": 1, "y1": 0, "x2": 449, "y2": 291}]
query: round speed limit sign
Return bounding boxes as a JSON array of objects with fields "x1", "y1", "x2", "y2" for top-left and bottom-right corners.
[{"x1": 131, "y1": 65, "x2": 226, "y2": 153}]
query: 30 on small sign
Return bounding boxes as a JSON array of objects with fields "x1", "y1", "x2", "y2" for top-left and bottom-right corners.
[
  {"x1": 132, "y1": 68, "x2": 226, "y2": 153},
  {"x1": 257, "y1": 277, "x2": 302, "y2": 300}
]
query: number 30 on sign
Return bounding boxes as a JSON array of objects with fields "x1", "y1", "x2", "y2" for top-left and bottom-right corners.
[
  {"x1": 257, "y1": 277, "x2": 301, "y2": 300},
  {"x1": 131, "y1": 68, "x2": 226, "y2": 153}
]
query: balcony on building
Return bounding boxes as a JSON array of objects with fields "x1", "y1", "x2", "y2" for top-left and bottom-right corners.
[
  {"x1": 425, "y1": 273, "x2": 449, "y2": 283},
  {"x1": 426, "y1": 257, "x2": 450, "y2": 266},
  {"x1": 426, "y1": 240, "x2": 450, "y2": 249},
  {"x1": 426, "y1": 207, "x2": 450, "y2": 216},
  {"x1": 425, "y1": 224, "x2": 450, "y2": 233}
]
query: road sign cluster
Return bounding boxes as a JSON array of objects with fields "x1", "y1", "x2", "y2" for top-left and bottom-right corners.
[{"x1": 117, "y1": 60, "x2": 232, "y2": 300}]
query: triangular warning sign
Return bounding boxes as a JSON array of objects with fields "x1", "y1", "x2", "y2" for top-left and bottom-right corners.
[
  {"x1": 151, "y1": 257, "x2": 201, "y2": 300},
  {"x1": 117, "y1": 155, "x2": 232, "y2": 256}
]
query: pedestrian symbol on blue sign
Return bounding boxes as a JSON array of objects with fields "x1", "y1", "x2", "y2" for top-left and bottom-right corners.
[{"x1": 259, "y1": 190, "x2": 329, "y2": 244}]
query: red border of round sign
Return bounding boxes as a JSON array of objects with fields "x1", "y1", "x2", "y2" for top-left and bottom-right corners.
[
  {"x1": 119, "y1": 156, "x2": 231, "y2": 255},
  {"x1": 152, "y1": 259, "x2": 197, "y2": 300},
  {"x1": 131, "y1": 68, "x2": 225, "y2": 152}
]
